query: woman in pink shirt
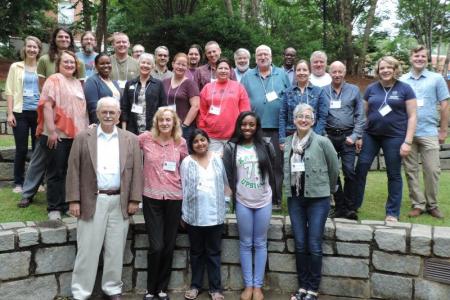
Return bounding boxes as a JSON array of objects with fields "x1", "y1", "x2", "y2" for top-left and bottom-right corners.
[
  {"x1": 197, "y1": 58, "x2": 250, "y2": 154},
  {"x1": 138, "y1": 107, "x2": 188, "y2": 300}
]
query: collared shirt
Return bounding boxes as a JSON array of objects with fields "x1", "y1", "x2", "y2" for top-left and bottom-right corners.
[
  {"x1": 241, "y1": 66, "x2": 291, "y2": 129},
  {"x1": 194, "y1": 63, "x2": 237, "y2": 91},
  {"x1": 234, "y1": 68, "x2": 249, "y2": 82},
  {"x1": 151, "y1": 68, "x2": 173, "y2": 81},
  {"x1": 323, "y1": 82, "x2": 365, "y2": 142},
  {"x1": 97, "y1": 126, "x2": 120, "y2": 190},
  {"x1": 279, "y1": 84, "x2": 328, "y2": 143},
  {"x1": 400, "y1": 69, "x2": 450, "y2": 137},
  {"x1": 283, "y1": 65, "x2": 295, "y2": 84},
  {"x1": 309, "y1": 73, "x2": 332, "y2": 87}
]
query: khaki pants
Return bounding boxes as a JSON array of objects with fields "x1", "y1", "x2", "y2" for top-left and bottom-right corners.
[
  {"x1": 71, "y1": 194, "x2": 129, "y2": 300},
  {"x1": 403, "y1": 136, "x2": 441, "y2": 210}
]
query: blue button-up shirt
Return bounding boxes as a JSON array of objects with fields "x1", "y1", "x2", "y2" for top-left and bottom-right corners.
[
  {"x1": 400, "y1": 69, "x2": 450, "y2": 136},
  {"x1": 323, "y1": 82, "x2": 365, "y2": 142},
  {"x1": 279, "y1": 84, "x2": 328, "y2": 143},
  {"x1": 241, "y1": 66, "x2": 291, "y2": 129}
]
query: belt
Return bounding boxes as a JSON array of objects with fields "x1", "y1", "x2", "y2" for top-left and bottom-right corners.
[
  {"x1": 97, "y1": 189, "x2": 120, "y2": 195},
  {"x1": 326, "y1": 128, "x2": 353, "y2": 136}
]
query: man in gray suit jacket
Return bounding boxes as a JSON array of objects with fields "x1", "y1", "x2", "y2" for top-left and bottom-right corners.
[{"x1": 66, "y1": 97, "x2": 142, "y2": 300}]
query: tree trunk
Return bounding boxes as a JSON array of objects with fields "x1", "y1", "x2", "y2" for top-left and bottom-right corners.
[
  {"x1": 322, "y1": 0, "x2": 327, "y2": 49},
  {"x1": 340, "y1": 0, "x2": 354, "y2": 74},
  {"x1": 224, "y1": 0, "x2": 233, "y2": 16},
  {"x1": 95, "y1": 0, "x2": 107, "y2": 52},
  {"x1": 240, "y1": 0, "x2": 246, "y2": 19},
  {"x1": 443, "y1": 44, "x2": 450, "y2": 78},
  {"x1": 81, "y1": 0, "x2": 92, "y2": 31},
  {"x1": 357, "y1": 0, "x2": 377, "y2": 76},
  {"x1": 251, "y1": 0, "x2": 259, "y2": 21}
]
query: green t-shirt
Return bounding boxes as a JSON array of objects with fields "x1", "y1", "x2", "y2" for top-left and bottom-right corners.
[
  {"x1": 37, "y1": 54, "x2": 86, "y2": 79},
  {"x1": 110, "y1": 55, "x2": 139, "y2": 84}
]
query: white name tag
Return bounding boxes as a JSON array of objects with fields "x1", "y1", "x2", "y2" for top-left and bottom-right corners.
[
  {"x1": 168, "y1": 104, "x2": 176, "y2": 111},
  {"x1": 75, "y1": 91, "x2": 85, "y2": 100},
  {"x1": 23, "y1": 89, "x2": 34, "y2": 97},
  {"x1": 163, "y1": 161, "x2": 177, "y2": 172},
  {"x1": 330, "y1": 100, "x2": 342, "y2": 109},
  {"x1": 197, "y1": 181, "x2": 212, "y2": 193},
  {"x1": 209, "y1": 105, "x2": 221, "y2": 115},
  {"x1": 131, "y1": 103, "x2": 144, "y2": 114},
  {"x1": 210, "y1": 78, "x2": 217, "y2": 83},
  {"x1": 379, "y1": 104, "x2": 392, "y2": 117},
  {"x1": 417, "y1": 99, "x2": 424, "y2": 107},
  {"x1": 118, "y1": 80, "x2": 126, "y2": 89},
  {"x1": 266, "y1": 91, "x2": 278, "y2": 102},
  {"x1": 291, "y1": 162, "x2": 305, "y2": 172},
  {"x1": 129, "y1": 84, "x2": 135, "y2": 90}
]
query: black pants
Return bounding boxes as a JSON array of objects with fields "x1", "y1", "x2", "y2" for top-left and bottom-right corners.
[
  {"x1": 187, "y1": 223, "x2": 223, "y2": 292},
  {"x1": 12, "y1": 111, "x2": 37, "y2": 185},
  {"x1": 262, "y1": 129, "x2": 282, "y2": 206},
  {"x1": 44, "y1": 136, "x2": 73, "y2": 212},
  {"x1": 327, "y1": 131, "x2": 357, "y2": 213},
  {"x1": 143, "y1": 197, "x2": 182, "y2": 294}
]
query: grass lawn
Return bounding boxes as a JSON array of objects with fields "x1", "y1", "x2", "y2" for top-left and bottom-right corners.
[
  {"x1": 1, "y1": 171, "x2": 449, "y2": 225},
  {"x1": 0, "y1": 135, "x2": 15, "y2": 148}
]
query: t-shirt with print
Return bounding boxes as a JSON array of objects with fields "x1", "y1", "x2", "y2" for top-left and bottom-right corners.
[
  {"x1": 76, "y1": 51, "x2": 97, "y2": 78},
  {"x1": 235, "y1": 144, "x2": 272, "y2": 209},
  {"x1": 364, "y1": 80, "x2": 416, "y2": 137}
]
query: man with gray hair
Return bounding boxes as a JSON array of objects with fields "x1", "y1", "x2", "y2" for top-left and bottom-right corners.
[
  {"x1": 67, "y1": 97, "x2": 142, "y2": 300},
  {"x1": 324, "y1": 61, "x2": 364, "y2": 220},
  {"x1": 151, "y1": 46, "x2": 173, "y2": 80},
  {"x1": 233, "y1": 48, "x2": 251, "y2": 82},
  {"x1": 241, "y1": 44, "x2": 291, "y2": 207},
  {"x1": 310, "y1": 50, "x2": 332, "y2": 87},
  {"x1": 132, "y1": 44, "x2": 145, "y2": 60}
]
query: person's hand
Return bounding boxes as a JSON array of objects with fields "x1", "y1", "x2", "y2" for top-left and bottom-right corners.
[
  {"x1": 47, "y1": 132, "x2": 61, "y2": 149},
  {"x1": 88, "y1": 123, "x2": 98, "y2": 129},
  {"x1": 69, "y1": 202, "x2": 80, "y2": 218},
  {"x1": 355, "y1": 139, "x2": 363, "y2": 153},
  {"x1": 279, "y1": 143, "x2": 285, "y2": 151},
  {"x1": 345, "y1": 136, "x2": 355, "y2": 145},
  {"x1": 438, "y1": 130, "x2": 447, "y2": 144},
  {"x1": 7, "y1": 113, "x2": 16, "y2": 127},
  {"x1": 400, "y1": 142, "x2": 411, "y2": 157},
  {"x1": 128, "y1": 201, "x2": 140, "y2": 215}
]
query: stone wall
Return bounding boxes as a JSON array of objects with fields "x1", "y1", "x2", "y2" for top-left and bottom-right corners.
[{"x1": 1, "y1": 216, "x2": 450, "y2": 300}]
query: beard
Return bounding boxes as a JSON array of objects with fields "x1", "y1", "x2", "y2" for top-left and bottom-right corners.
[
  {"x1": 237, "y1": 63, "x2": 249, "y2": 72},
  {"x1": 83, "y1": 45, "x2": 94, "y2": 54}
]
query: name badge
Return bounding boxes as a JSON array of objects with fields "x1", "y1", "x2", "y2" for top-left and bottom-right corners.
[
  {"x1": 378, "y1": 104, "x2": 392, "y2": 117},
  {"x1": 417, "y1": 99, "x2": 424, "y2": 107},
  {"x1": 23, "y1": 89, "x2": 34, "y2": 97},
  {"x1": 209, "y1": 105, "x2": 221, "y2": 115},
  {"x1": 210, "y1": 78, "x2": 217, "y2": 83},
  {"x1": 163, "y1": 161, "x2": 177, "y2": 172},
  {"x1": 197, "y1": 181, "x2": 212, "y2": 193},
  {"x1": 118, "y1": 80, "x2": 126, "y2": 89},
  {"x1": 168, "y1": 104, "x2": 176, "y2": 111},
  {"x1": 266, "y1": 91, "x2": 278, "y2": 102},
  {"x1": 75, "y1": 91, "x2": 85, "y2": 100},
  {"x1": 129, "y1": 84, "x2": 135, "y2": 90},
  {"x1": 330, "y1": 100, "x2": 342, "y2": 109},
  {"x1": 131, "y1": 103, "x2": 144, "y2": 114},
  {"x1": 291, "y1": 162, "x2": 305, "y2": 172}
]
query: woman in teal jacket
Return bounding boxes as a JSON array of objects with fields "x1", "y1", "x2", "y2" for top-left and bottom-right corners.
[{"x1": 284, "y1": 103, "x2": 339, "y2": 300}]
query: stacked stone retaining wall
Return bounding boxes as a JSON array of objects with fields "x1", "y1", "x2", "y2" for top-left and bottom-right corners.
[{"x1": 0, "y1": 216, "x2": 449, "y2": 300}]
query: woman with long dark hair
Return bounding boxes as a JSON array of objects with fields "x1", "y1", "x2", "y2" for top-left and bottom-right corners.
[{"x1": 222, "y1": 111, "x2": 276, "y2": 300}]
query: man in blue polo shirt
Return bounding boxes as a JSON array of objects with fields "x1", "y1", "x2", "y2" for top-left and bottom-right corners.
[
  {"x1": 400, "y1": 45, "x2": 450, "y2": 219},
  {"x1": 241, "y1": 45, "x2": 291, "y2": 207}
]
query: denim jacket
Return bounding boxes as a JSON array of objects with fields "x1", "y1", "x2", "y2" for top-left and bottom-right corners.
[
  {"x1": 283, "y1": 132, "x2": 339, "y2": 198},
  {"x1": 279, "y1": 84, "x2": 329, "y2": 144}
]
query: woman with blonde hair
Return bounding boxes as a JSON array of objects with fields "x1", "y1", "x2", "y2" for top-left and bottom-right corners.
[
  {"x1": 139, "y1": 107, "x2": 188, "y2": 300},
  {"x1": 5, "y1": 36, "x2": 42, "y2": 194}
]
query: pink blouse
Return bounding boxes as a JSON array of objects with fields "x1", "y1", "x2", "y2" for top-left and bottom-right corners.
[{"x1": 138, "y1": 131, "x2": 188, "y2": 200}]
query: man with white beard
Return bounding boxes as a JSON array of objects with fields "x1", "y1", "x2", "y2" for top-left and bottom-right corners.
[
  {"x1": 76, "y1": 31, "x2": 98, "y2": 78},
  {"x1": 233, "y1": 48, "x2": 251, "y2": 82}
]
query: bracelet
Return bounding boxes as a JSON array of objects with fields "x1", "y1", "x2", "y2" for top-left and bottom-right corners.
[{"x1": 404, "y1": 141, "x2": 412, "y2": 146}]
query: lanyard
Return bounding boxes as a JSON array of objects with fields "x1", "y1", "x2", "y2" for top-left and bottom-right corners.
[
  {"x1": 167, "y1": 79, "x2": 184, "y2": 106},
  {"x1": 210, "y1": 81, "x2": 229, "y2": 112},
  {"x1": 258, "y1": 68, "x2": 275, "y2": 98},
  {"x1": 329, "y1": 84, "x2": 343, "y2": 102},
  {"x1": 133, "y1": 80, "x2": 152, "y2": 104},
  {"x1": 115, "y1": 57, "x2": 129, "y2": 81},
  {"x1": 380, "y1": 83, "x2": 394, "y2": 109}
]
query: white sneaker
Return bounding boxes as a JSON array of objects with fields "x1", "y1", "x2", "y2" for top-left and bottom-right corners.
[
  {"x1": 48, "y1": 210, "x2": 62, "y2": 220},
  {"x1": 12, "y1": 185, "x2": 23, "y2": 193}
]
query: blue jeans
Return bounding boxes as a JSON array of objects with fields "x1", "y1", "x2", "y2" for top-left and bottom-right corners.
[
  {"x1": 354, "y1": 133, "x2": 403, "y2": 218},
  {"x1": 12, "y1": 111, "x2": 37, "y2": 185},
  {"x1": 288, "y1": 193, "x2": 330, "y2": 292},
  {"x1": 235, "y1": 201, "x2": 272, "y2": 288}
]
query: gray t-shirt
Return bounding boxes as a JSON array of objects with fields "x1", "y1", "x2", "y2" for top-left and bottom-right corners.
[{"x1": 236, "y1": 144, "x2": 272, "y2": 208}]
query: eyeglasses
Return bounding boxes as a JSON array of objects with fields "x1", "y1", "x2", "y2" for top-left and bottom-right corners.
[{"x1": 295, "y1": 114, "x2": 313, "y2": 120}]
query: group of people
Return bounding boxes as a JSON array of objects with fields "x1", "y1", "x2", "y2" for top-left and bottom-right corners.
[{"x1": 5, "y1": 25, "x2": 449, "y2": 300}]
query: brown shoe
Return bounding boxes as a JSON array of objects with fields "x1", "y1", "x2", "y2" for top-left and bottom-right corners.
[
  {"x1": 428, "y1": 208, "x2": 444, "y2": 219},
  {"x1": 408, "y1": 208, "x2": 424, "y2": 217},
  {"x1": 18, "y1": 198, "x2": 32, "y2": 208}
]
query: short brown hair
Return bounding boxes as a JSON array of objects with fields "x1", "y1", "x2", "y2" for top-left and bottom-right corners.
[
  {"x1": 56, "y1": 50, "x2": 80, "y2": 78},
  {"x1": 375, "y1": 56, "x2": 402, "y2": 80},
  {"x1": 410, "y1": 45, "x2": 427, "y2": 56},
  {"x1": 20, "y1": 36, "x2": 42, "y2": 60}
]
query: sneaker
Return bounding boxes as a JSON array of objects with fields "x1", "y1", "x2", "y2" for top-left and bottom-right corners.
[
  {"x1": 48, "y1": 210, "x2": 62, "y2": 220},
  {"x1": 385, "y1": 215, "x2": 398, "y2": 223},
  {"x1": 158, "y1": 291, "x2": 170, "y2": 300},
  {"x1": 12, "y1": 185, "x2": 23, "y2": 193},
  {"x1": 142, "y1": 291, "x2": 154, "y2": 300}
]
